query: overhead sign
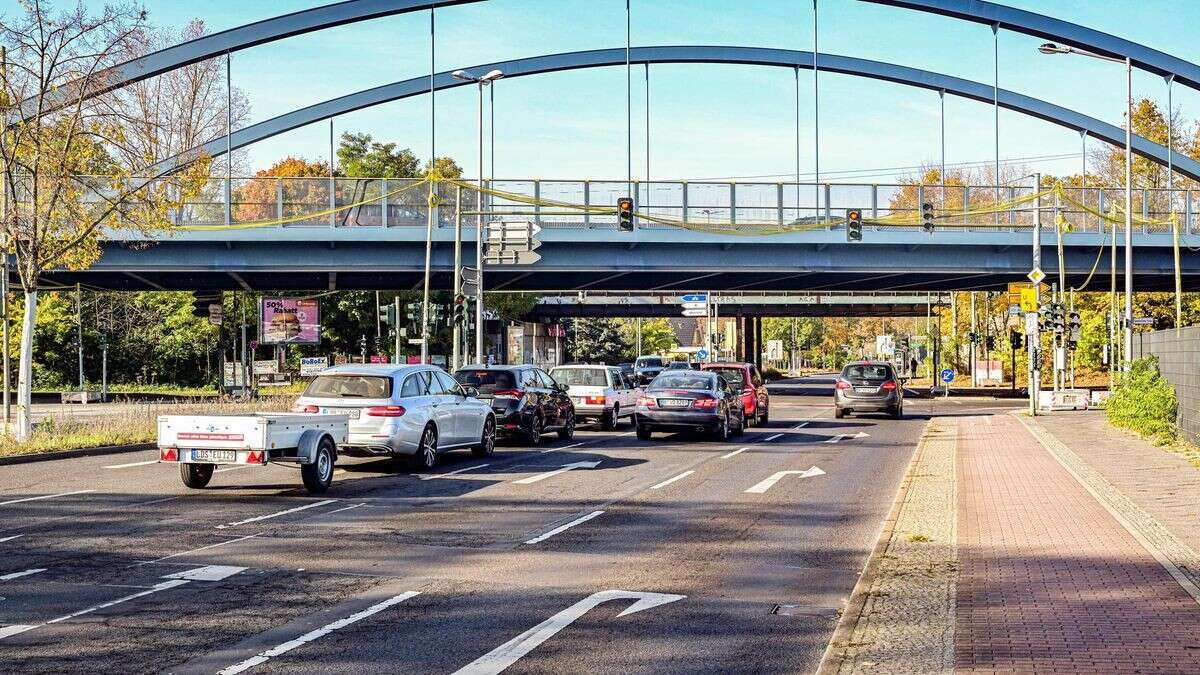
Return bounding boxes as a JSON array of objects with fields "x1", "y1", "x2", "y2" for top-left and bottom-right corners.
[
  {"x1": 485, "y1": 220, "x2": 542, "y2": 263},
  {"x1": 259, "y1": 298, "x2": 320, "y2": 345},
  {"x1": 680, "y1": 301, "x2": 707, "y2": 310},
  {"x1": 484, "y1": 249, "x2": 542, "y2": 265},
  {"x1": 680, "y1": 294, "x2": 707, "y2": 303},
  {"x1": 1027, "y1": 267, "x2": 1046, "y2": 285},
  {"x1": 681, "y1": 308, "x2": 707, "y2": 317}
]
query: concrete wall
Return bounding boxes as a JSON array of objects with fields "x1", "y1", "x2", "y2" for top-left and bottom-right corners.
[{"x1": 1133, "y1": 326, "x2": 1200, "y2": 445}]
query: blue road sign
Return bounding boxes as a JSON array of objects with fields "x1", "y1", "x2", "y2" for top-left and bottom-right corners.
[
  {"x1": 940, "y1": 368, "x2": 955, "y2": 383},
  {"x1": 696, "y1": 349, "x2": 709, "y2": 360},
  {"x1": 680, "y1": 294, "x2": 707, "y2": 303}
]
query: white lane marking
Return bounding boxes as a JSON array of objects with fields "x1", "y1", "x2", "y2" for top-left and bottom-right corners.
[
  {"x1": 825, "y1": 434, "x2": 846, "y2": 444},
  {"x1": 216, "y1": 500, "x2": 337, "y2": 529},
  {"x1": 0, "y1": 534, "x2": 24, "y2": 543},
  {"x1": 792, "y1": 422, "x2": 809, "y2": 429},
  {"x1": 512, "y1": 461, "x2": 600, "y2": 485},
  {"x1": 215, "y1": 465, "x2": 252, "y2": 473},
  {"x1": 419, "y1": 463, "x2": 491, "y2": 480},
  {"x1": 523, "y1": 510, "x2": 605, "y2": 545},
  {"x1": 146, "y1": 533, "x2": 263, "y2": 564},
  {"x1": 744, "y1": 466, "x2": 826, "y2": 494},
  {"x1": 825, "y1": 431, "x2": 870, "y2": 444},
  {"x1": 0, "y1": 568, "x2": 46, "y2": 581},
  {"x1": 453, "y1": 590, "x2": 685, "y2": 675},
  {"x1": 103, "y1": 459, "x2": 159, "y2": 469},
  {"x1": 541, "y1": 441, "x2": 584, "y2": 454},
  {"x1": 762, "y1": 433, "x2": 784, "y2": 442},
  {"x1": 216, "y1": 591, "x2": 420, "y2": 675},
  {"x1": 0, "y1": 490, "x2": 95, "y2": 507},
  {"x1": 163, "y1": 565, "x2": 246, "y2": 582},
  {"x1": 320, "y1": 503, "x2": 367, "y2": 516},
  {"x1": 720, "y1": 447, "x2": 750, "y2": 459},
  {"x1": 0, "y1": 579, "x2": 189, "y2": 641},
  {"x1": 649, "y1": 471, "x2": 694, "y2": 490}
]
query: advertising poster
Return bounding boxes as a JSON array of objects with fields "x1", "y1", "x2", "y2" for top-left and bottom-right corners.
[
  {"x1": 300, "y1": 356, "x2": 328, "y2": 376},
  {"x1": 260, "y1": 298, "x2": 320, "y2": 345}
]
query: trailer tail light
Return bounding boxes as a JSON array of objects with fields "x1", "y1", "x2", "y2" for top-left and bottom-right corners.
[
  {"x1": 159, "y1": 447, "x2": 178, "y2": 462},
  {"x1": 366, "y1": 405, "x2": 407, "y2": 417},
  {"x1": 585, "y1": 395, "x2": 606, "y2": 405},
  {"x1": 880, "y1": 380, "x2": 899, "y2": 391},
  {"x1": 692, "y1": 396, "x2": 719, "y2": 410},
  {"x1": 246, "y1": 451, "x2": 264, "y2": 465},
  {"x1": 636, "y1": 396, "x2": 657, "y2": 408},
  {"x1": 835, "y1": 379, "x2": 852, "y2": 390},
  {"x1": 291, "y1": 404, "x2": 320, "y2": 413}
]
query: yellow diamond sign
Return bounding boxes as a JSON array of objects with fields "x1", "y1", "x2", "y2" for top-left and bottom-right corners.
[{"x1": 1027, "y1": 267, "x2": 1046, "y2": 285}]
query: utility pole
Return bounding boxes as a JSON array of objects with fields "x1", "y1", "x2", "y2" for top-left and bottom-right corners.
[
  {"x1": 969, "y1": 291, "x2": 977, "y2": 387},
  {"x1": 452, "y1": 186, "x2": 463, "y2": 371},
  {"x1": 76, "y1": 284, "x2": 84, "y2": 399},
  {"x1": 394, "y1": 296, "x2": 401, "y2": 364},
  {"x1": 636, "y1": 317, "x2": 642, "y2": 355},
  {"x1": 1029, "y1": 172, "x2": 1043, "y2": 415},
  {"x1": 1, "y1": 44, "x2": 10, "y2": 431}
]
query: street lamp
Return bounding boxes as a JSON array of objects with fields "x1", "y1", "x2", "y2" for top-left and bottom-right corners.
[
  {"x1": 1039, "y1": 42, "x2": 1134, "y2": 371},
  {"x1": 452, "y1": 68, "x2": 503, "y2": 365}
]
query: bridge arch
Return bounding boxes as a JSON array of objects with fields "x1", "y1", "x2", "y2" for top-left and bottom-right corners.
[{"x1": 150, "y1": 46, "x2": 1200, "y2": 182}]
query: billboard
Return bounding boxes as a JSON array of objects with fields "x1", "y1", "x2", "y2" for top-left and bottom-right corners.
[
  {"x1": 300, "y1": 356, "x2": 329, "y2": 376},
  {"x1": 259, "y1": 298, "x2": 320, "y2": 345}
]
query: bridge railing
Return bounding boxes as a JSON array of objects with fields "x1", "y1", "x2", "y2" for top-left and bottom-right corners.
[{"x1": 72, "y1": 176, "x2": 1195, "y2": 236}]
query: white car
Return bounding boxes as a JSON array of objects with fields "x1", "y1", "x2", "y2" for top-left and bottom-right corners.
[
  {"x1": 549, "y1": 364, "x2": 641, "y2": 430},
  {"x1": 292, "y1": 364, "x2": 494, "y2": 470}
]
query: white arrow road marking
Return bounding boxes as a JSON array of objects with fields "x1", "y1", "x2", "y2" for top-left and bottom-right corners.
[
  {"x1": 0, "y1": 490, "x2": 95, "y2": 506},
  {"x1": 524, "y1": 510, "x2": 605, "y2": 545},
  {"x1": 163, "y1": 565, "x2": 246, "y2": 582},
  {"x1": 649, "y1": 471, "x2": 694, "y2": 490},
  {"x1": 720, "y1": 447, "x2": 750, "y2": 459},
  {"x1": 762, "y1": 433, "x2": 784, "y2": 442},
  {"x1": 0, "y1": 534, "x2": 23, "y2": 543},
  {"x1": 0, "y1": 578, "x2": 190, "y2": 641},
  {"x1": 216, "y1": 591, "x2": 420, "y2": 675},
  {"x1": 103, "y1": 459, "x2": 159, "y2": 469},
  {"x1": 217, "y1": 499, "x2": 337, "y2": 529},
  {"x1": 824, "y1": 431, "x2": 870, "y2": 444},
  {"x1": 453, "y1": 590, "x2": 685, "y2": 675},
  {"x1": 0, "y1": 568, "x2": 45, "y2": 581},
  {"x1": 744, "y1": 466, "x2": 826, "y2": 494},
  {"x1": 420, "y1": 463, "x2": 491, "y2": 480},
  {"x1": 512, "y1": 461, "x2": 600, "y2": 485}
]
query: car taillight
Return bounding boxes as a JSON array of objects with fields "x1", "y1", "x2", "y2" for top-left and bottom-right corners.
[
  {"x1": 585, "y1": 395, "x2": 606, "y2": 405},
  {"x1": 366, "y1": 405, "x2": 407, "y2": 417},
  {"x1": 835, "y1": 379, "x2": 852, "y2": 390},
  {"x1": 880, "y1": 380, "x2": 898, "y2": 391},
  {"x1": 159, "y1": 447, "x2": 178, "y2": 462},
  {"x1": 291, "y1": 404, "x2": 319, "y2": 413},
  {"x1": 637, "y1": 396, "x2": 657, "y2": 408},
  {"x1": 692, "y1": 396, "x2": 719, "y2": 409},
  {"x1": 493, "y1": 389, "x2": 524, "y2": 399}
]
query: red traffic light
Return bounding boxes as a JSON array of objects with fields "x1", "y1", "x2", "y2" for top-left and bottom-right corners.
[
  {"x1": 617, "y1": 197, "x2": 633, "y2": 211},
  {"x1": 847, "y1": 209, "x2": 861, "y2": 222}
]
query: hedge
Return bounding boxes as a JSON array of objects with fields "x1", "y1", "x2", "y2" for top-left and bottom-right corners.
[{"x1": 1106, "y1": 356, "x2": 1178, "y2": 444}]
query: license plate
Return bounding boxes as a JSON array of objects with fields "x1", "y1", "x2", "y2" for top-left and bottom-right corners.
[
  {"x1": 573, "y1": 397, "x2": 586, "y2": 405},
  {"x1": 660, "y1": 399, "x2": 690, "y2": 408},
  {"x1": 322, "y1": 408, "x2": 361, "y2": 419},
  {"x1": 191, "y1": 449, "x2": 236, "y2": 463},
  {"x1": 855, "y1": 387, "x2": 879, "y2": 394}
]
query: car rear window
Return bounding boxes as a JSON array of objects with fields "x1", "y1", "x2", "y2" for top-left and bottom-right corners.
[
  {"x1": 706, "y1": 367, "x2": 746, "y2": 388},
  {"x1": 651, "y1": 371, "x2": 715, "y2": 390},
  {"x1": 454, "y1": 369, "x2": 516, "y2": 393},
  {"x1": 636, "y1": 357, "x2": 664, "y2": 368},
  {"x1": 843, "y1": 364, "x2": 893, "y2": 380},
  {"x1": 550, "y1": 368, "x2": 608, "y2": 386},
  {"x1": 303, "y1": 374, "x2": 392, "y2": 398}
]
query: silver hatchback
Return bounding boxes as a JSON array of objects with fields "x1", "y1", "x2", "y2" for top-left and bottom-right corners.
[
  {"x1": 292, "y1": 364, "x2": 495, "y2": 469},
  {"x1": 833, "y1": 361, "x2": 904, "y2": 419}
]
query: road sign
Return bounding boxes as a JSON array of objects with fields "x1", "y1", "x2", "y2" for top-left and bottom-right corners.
[
  {"x1": 680, "y1": 301, "x2": 707, "y2": 310},
  {"x1": 696, "y1": 349, "x2": 709, "y2": 360},
  {"x1": 1027, "y1": 267, "x2": 1046, "y2": 284},
  {"x1": 680, "y1": 294, "x2": 707, "y2": 303},
  {"x1": 460, "y1": 266, "x2": 479, "y2": 296},
  {"x1": 408, "y1": 338, "x2": 425, "y2": 345},
  {"x1": 1019, "y1": 287, "x2": 1038, "y2": 312},
  {"x1": 208, "y1": 304, "x2": 223, "y2": 326},
  {"x1": 484, "y1": 249, "x2": 542, "y2": 265},
  {"x1": 681, "y1": 308, "x2": 707, "y2": 317},
  {"x1": 1007, "y1": 303, "x2": 1021, "y2": 316},
  {"x1": 1133, "y1": 316, "x2": 1156, "y2": 326},
  {"x1": 940, "y1": 368, "x2": 955, "y2": 383}
]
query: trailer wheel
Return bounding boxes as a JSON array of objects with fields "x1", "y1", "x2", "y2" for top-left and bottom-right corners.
[
  {"x1": 301, "y1": 437, "x2": 335, "y2": 494},
  {"x1": 180, "y1": 463, "x2": 214, "y2": 489}
]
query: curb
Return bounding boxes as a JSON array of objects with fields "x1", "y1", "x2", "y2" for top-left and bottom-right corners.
[
  {"x1": 0, "y1": 443, "x2": 154, "y2": 466},
  {"x1": 815, "y1": 417, "x2": 934, "y2": 674}
]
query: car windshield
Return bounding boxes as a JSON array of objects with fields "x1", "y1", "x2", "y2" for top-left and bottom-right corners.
[
  {"x1": 844, "y1": 364, "x2": 892, "y2": 380},
  {"x1": 650, "y1": 371, "x2": 715, "y2": 390},
  {"x1": 454, "y1": 369, "x2": 516, "y2": 394},
  {"x1": 303, "y1": 374, "x2": 391, "y2": 398},
  {"x1": 636, "y1": 357, "x2": 664, "y2": 368},
  {"x1": 550, "y1": 368, "x2": 608, "y2": 386},
  {"x1": 707, "y1": 367, "x2": 746, "y2": 388},
  {"x1": 666, "y1": 362, "x2": 691, "y2": 370}
]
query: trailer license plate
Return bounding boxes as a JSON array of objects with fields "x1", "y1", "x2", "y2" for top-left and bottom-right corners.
[{"x1": 191, "y1": 449, "x2": 237, "y2": 463}]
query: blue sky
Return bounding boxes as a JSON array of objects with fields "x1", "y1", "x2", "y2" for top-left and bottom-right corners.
[{"x1": 63, "y1": 1, "x2": 1200, "y2": 180}]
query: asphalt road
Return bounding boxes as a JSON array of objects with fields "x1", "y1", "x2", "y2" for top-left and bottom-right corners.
[{"x1": 0, "y1": 376, "x2": 1015, "y2": 674}]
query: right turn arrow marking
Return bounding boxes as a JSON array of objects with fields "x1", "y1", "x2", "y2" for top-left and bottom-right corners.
[{"x1": 744, "y1": 466, "x2": 826, "y2": 494}]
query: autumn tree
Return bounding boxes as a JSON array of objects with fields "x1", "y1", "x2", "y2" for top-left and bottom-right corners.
[{"x1": 233, "y1": 156, "x2": 330, "y2": 223}]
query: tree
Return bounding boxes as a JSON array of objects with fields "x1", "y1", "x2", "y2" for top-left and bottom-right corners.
[
  {"x1": 233, "y1": 156, "x2": 329, "y2": 223},
  {"x1": 622, "y1": 318, "x2": 676, "y2": 357},
  {"x1": 337, "y1": 132, "x2": 419, "y2": 178},
  {"x1": 569, "y1": 318, "x2": 627, "y2": 364},
  {"x1": 0, "y1": 1, "x2": 206, "y2": 439}
]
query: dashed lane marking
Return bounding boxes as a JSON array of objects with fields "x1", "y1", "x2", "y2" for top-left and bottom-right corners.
[
  {"x1": 145, "y1": 533, "x2": 263, "y2": 564},
  {"x1": 0, "y1": 579, "x2": 190, "y2": 641},
  {"x1": 419, "y1": 463, "x2": 491, "y2": 480},
  {"x1": 0, "y1": 534, "x2": 24, "y2": 543},
  {"x1": 0, "y1": 568, "x2": 45, "y2": 581},
  {"x1": 762, "y1": 433, "x2": 784, "y2": 442},
  {"x1": 103, "y1": 459, "x2": 159, "y2": 469},
  {"x1": 524, "y1": 511, "x2": 606, "y2": 545},
  {"x1": 649, "y1": 471, "x2": 695, "y2": 490},
  {"x1": 541, "y1": 441, "x2": 584, "y2": 454},
  {"x1": 0, "y1": 490, "x2": 95, "y2": 507},
  {"x1": 720, "y1": 447, "x2": 750, "y2": 459},
  {"x1": 216, "y1": 592, "x2": 421, "y2": 675},
  {"x1": 216, "y1": 500, "x2": 337, "y2": 529}
]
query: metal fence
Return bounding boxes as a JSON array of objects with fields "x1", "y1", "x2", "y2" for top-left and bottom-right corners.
[
  {"x1": 1133, "y1": 326, "x2": 1200, "y2": 445},
  {"x1": 67, "y1": 176, "x2": 1200, "y2": 235}
]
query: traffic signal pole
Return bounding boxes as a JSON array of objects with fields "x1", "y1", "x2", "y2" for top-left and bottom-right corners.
[
  {"x1": 1029, "y1": 172, "x2": 1042, "y2": 416},
  {"x1": 452, "y1": 187, "x2": 463, "y2": 371}
]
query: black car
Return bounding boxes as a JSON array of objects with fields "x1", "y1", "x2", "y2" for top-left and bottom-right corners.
[
  {"x1": 633, "y1": 356, "x2": 666, "y2": 385},
  {"x1": 617, "y1": 362, "x2": 636, "y2": 380},
  {"x1": 634, "y1": 369, "x2": 746, "y2": 441},
  {"x1": 454, "y1": 365, "x2": 576, "y2": 445},
  {"x1": 834, "y1": 360, "x2": 904, "y2": 419}
]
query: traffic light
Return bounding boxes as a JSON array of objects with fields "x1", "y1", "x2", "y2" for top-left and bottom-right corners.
[
  {"x1": 967, "y1": 331, "x2": 978, "y2": 344},
  {"x1": 1009, "y1": 331, "x2": 1023, "y2": 350},
  {"x1": 985, "y1": 335, "x2": 996, "y2": 351},
  {"x1": 845, "y1": 208, "x2": 863, "y2": 242},
  {"x1": 1052, "y1": 304, "x2": 1066, "y2": 334},
  {"x1": 1068, "y1": 310, "x2": 1082, "y2": 347},
  {"x1": 191, "y1": 291, "x2": 220, "y2": 318},
  {"x1": 383, "y1": 304, "x2": 397, "y2": 326},
  {"x1": 921, "y1": 201, "x2": 935, "y2": 233},
  {"x1": 617, "y1": 197, "x2": 634, "y2": 232},
  {"x1": 453, "y1": 293, "x2": 467, "y2": 325}
]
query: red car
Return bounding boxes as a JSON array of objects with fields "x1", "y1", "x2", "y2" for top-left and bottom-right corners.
[{"x1": 700, "y1": 362, "x2": 770, "y2": 426}]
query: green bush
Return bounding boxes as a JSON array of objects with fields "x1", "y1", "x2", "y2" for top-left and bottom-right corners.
[
  {"x1": 763, "y1": 366, "x2": 785, "y2": 381},
  {"x1": 1106, "y1": 356, "x2": 1178, "y2": 444}
]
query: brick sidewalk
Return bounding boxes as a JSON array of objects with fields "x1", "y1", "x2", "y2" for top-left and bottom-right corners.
[{"x1": 956, "y1": 414, "x2": 1200, "y2": 673}]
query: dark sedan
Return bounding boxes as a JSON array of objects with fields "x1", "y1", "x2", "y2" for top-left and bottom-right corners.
[
  {"x1": 634, "y1": 370, "x2": 746, "y2": 441},
  {"x1": 834, "y1": 361, "x2": 904, "y2": 419},
  {"x1": 453, "y1": 365, "x2": 576, "y2": 445}
]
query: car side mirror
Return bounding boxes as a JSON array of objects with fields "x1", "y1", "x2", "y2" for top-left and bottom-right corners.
[{"x1": 462, "y1": 385, "x2": 478, "y2": 397}]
